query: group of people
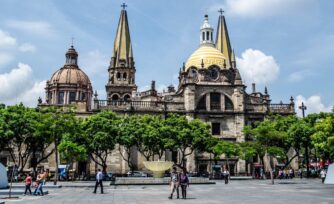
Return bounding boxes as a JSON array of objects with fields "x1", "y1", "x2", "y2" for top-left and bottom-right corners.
[
  {"x1": 278, "y1": 168, "x2": 295, "y2": 179},
  {"x1": 24, "y1": 169, "x2": 47, "y2": 196},
  {"x1": 169, "y1": 167, "x2": 190, "y2": 200}
]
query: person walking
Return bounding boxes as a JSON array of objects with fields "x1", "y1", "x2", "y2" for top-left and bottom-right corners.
[
  {"x1": 168, "y1": 167, "x2": 179, "y2": 199},
  {"x1": 24, "y1": 173, "x2": 32, "y2": 195},
  {"x1": 93, "y1": 169, "x2": 104, "y2": 194},
  {"x1": 320, "y1": 169, "x2": 327, "y2": 183},
  {"x1": 33, "y1": 171, "x2": 44, "y2": 196},
  {"x1": 179, "y1": 168, "x2": 189, "y2": 199},
  {"x1": 223, "y1": 168, "x2": 230, "y2": 184}
]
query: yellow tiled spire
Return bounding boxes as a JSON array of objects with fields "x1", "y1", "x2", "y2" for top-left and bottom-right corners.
[
  {"x1": 215, "y1": 11, "x2": 232, "y2": 66},
  {"x1": 111, "y1": 6, "x2": 133, "y2": 68}
]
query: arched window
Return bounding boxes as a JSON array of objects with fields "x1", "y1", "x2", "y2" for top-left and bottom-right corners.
[
  {"x1": 202, "y1": 32, "x2": 205, "y2": 41},
  {"x1": 197, "y1": 94, "x2": 206, "y2": 110},
  {"x1": 206, "y1": 31, "x2": 209, "y2": 41},
  {"x1": 123, "y1": 72, "x2": 127, "y2": 80},
  {"x1": 225, "y1": 96, "x2": 234, "y2": 110},
  {"x1": 117, "y1": 72, "x2": 121, "y2": 80},
  {"x1": 210, "y1": 93, "x2": 221, "y2": 110},
  {"x1": 112, "y1": 94, "x2": 119, "y2": 101},
  {"x1": 124, "y1": 94, "x2": 131, "y2": 102}
]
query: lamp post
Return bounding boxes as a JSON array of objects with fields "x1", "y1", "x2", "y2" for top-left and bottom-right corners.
[{"x1": 299, "y1": 102, "x2": 309, "y2": 177}]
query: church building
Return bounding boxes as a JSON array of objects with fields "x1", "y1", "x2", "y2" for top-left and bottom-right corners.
[{"x1": 41, "y1": 6, "x2": 295, "y2": 176}]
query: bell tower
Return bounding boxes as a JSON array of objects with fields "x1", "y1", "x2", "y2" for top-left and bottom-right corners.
[{"x1": 106, "y1": 3, "x2": 137, "y2": 103}]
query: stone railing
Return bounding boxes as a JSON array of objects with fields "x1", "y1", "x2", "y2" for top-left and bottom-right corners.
[
  {"x1": 94, "y1": 100, "x2": 185, "y2": 112},
  {"x1": 269, "y1": 103, "x2": 294, "y2": 114}
]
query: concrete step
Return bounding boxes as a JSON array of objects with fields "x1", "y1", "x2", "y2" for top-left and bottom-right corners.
[
  {"x1": 0, "y1": 190, "x2": 48, "y2": 196},
  {"x1": 10, "y1": 184, "x2": 61, "y2": 189}
]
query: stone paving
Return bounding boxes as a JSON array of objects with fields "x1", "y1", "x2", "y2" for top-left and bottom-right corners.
[{"x1": 1, "y1": 179, "x2": 333, "y2": 204}]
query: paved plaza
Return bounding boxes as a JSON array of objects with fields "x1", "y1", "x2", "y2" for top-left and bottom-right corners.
[{"x1": 1, "y1": 179, "x2": 333, "y2": 204}]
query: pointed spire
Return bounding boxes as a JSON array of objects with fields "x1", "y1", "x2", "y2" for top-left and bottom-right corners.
[
  {"x1": 111, "y1": 4, "x2": 134, "y2": 68},
  {"x1": 231, "y1": 49, "x2": 236, "y2": 68},
  {"x1": 216, "y1": 10, "x2": 232, "y2": 66},
  {"x1": 264, "y1": 86, "x2": 268, "y2": 95}
]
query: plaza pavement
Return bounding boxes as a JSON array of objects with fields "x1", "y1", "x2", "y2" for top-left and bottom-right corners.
[{"x1": 1, "y1": 179, "x2": 333, "y2": 204}]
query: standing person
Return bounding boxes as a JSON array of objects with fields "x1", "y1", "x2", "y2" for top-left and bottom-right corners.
[
  {"x1": 289, "y1": 168, "x2": 294, "y2": 179},
  {"x1": 298, "y1": 169, "x2": 303, "y2": 179},
  {"x1": 223, "y1": 168, "x2": 230, "y2": 184},
  {"x1": 320, "y1": 169, "x2": 327, "y2": 183},
  {"x1": 168, "y1": 167, "x2": 179, "y2": 199},
  {"x1": 179, "y1": 168, "x2": 189, "y2": 199},
  {"x1": 93, "y1": 169, "x2": 103, "y2": 194},
  {"x1": 24, "y1": 173, "x2": 32, "y2": 195}
]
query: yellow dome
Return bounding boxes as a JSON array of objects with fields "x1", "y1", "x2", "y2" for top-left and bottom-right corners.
[{"x1": 185, "y1": 45, "x2": 226, "y2": 70}]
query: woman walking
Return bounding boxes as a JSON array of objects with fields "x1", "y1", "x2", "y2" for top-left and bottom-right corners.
[
  {"x1": 180, "y1": 168, "x2": 189, "y2": 199},
  {"x1": 24, "y1": 173, "x2": 32, "y2": 195}
]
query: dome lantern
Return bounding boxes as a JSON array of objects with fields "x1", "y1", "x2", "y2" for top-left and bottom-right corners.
[
  {"x1": 200, "y1": 14, "x2": 214, "y2": 46},
  {"x1": 65, "y1": 45, "x2": 78, "y2": 66}
]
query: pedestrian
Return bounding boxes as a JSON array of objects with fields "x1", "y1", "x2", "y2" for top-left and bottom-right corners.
[
  {"x1": 24, "y1": 173, "x2": 32, "y2": 195},
  {"x1": 33, "y1": 171, "x2": 44, "y2": 196},
  {"x1": 320, "y1": 169, "x2": 327, "y2": 183},
  {"x1": 223, "y1": 167, "x2": 230, "y2": 184},
  {"x1": 168, "y1": 167, "x2": 179, "y2": 199},
  {"x1": 93, "y1": 169, "x2": 103, "y2": 194},
  {"x1": 298, "y1": 169, "x2": 303, "y2": 179},
  {"x1": 179, "y1": 168, "x2": 189, "y2": 199},
  {"x1": 278, "y1": 169, "x2": 283, "y2": 180},
  {"x1": 289, "y1": 168, "x2": 294, "y2": 179}
]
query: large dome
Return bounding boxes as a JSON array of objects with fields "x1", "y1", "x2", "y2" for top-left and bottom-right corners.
[
  {"x1": 49, "y1": 66, "x2": 91, "y2": 87},
  {"x1": 185, "y1": 45, "x2": 226, "y2": 70}
]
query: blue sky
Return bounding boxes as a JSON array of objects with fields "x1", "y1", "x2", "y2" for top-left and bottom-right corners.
[{"x1": 0, "y1": 0, "x2": 333, "y2": 115}]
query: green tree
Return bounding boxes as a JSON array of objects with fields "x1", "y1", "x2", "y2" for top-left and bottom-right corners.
[
  {"x1": 163, "y1": 114, "x2": 212, "y2": 168},
  {"x1": 82, "y1": 111, "x2": 119, "y2": 173},
  {"x1": 244, "y1": 118, "x2": 286, "y2": 184},
  {"x1": 136, "y1": 115, "x2": 165, "y2": 160},
  {"x1": 311, "y1": 113, "x2": 334, "y2": 161},
  {"x1": 213, "y1": 140, "x2": 240, "y2": 172},
  {"x1": 118, "y1": 115, "x2": 140, "y2": 171}
]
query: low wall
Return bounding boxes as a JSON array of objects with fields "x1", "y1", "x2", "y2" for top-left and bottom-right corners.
[{"x1": 113, "y1": 177, "x2": 215, "y2": 185}]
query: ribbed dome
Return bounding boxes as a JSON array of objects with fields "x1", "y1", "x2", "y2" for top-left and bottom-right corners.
[
  {"x1": 49, "y1": 66, "x2": 91, "y2": 87},
  {"x1": 185, "y1": 45, "x2": 226, "y2": 70}
]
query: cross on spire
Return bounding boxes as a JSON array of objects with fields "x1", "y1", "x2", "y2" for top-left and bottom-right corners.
[
  {"x1": 218, "y1": 8, "x2": 224, "y2": 16},
  {"x1": 121, "y1": 3, "x2": 127, "y2": 10},
  {"x1": 71, "y1": 37, "x2": 74, "y2": 47}
]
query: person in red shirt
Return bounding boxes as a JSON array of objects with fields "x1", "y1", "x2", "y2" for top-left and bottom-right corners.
[{"x1": 24, "y1": 173, "x2": 32, "y2": 195}]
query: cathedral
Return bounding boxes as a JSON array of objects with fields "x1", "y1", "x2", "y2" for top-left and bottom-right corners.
[{"x1": 42, "y1": 7, "x2": 295, "y2": 175}]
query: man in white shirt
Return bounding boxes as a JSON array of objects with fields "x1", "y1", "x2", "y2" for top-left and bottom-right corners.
[{"x1": 93, "y1": 169, "x2": 104, "y2": 194}]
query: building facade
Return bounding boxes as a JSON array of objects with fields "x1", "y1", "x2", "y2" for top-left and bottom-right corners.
[
  {"x1": 89, "y1": 8, "x2": 295, "y2": 175},
  {"x1": 0, "y1": 7, "x2": 294, "y2": 176}
]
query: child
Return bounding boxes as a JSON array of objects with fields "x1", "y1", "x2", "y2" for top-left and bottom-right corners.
[{"x1": 24, "y1": 173, "x2": 32, "y2": 195}]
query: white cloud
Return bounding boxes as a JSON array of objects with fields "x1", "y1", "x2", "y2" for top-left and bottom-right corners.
[
  {"x1": 80, "y1": 50, "x2": 108, "y2": 76},
  {"x1": 0, "y1": 53, "x2": 14, "y2": 67},
  {"x1": 237, "y1": 48, "x2": 279, "y2": 85},
  {"x1": 219, "y1": 0, "x2": 315, "y2": 18},
  {"x1": 6, "y1": 20, "x2": 54, "y2": 36},
  {"x1": 18, "y1": 43, "x2": 36, "y2": 53},
  {"x1": 0, "y1": 30, "x2": 16, "y2": 48},
  {"x1": 0, "y1": 63, "x2": 45, "y2": 107},
  {"x1": 295, "y1": 95, "x2": 332, "y2": 116}
]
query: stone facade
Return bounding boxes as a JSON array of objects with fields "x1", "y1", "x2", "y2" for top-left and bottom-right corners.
[{"x1": 1, "y1": 8, "x2": 295, "y2": 177}]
